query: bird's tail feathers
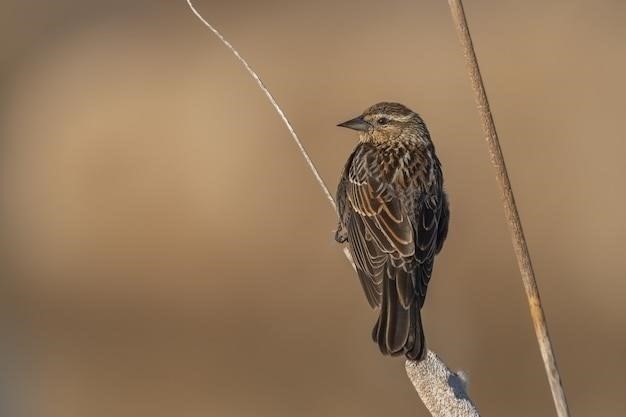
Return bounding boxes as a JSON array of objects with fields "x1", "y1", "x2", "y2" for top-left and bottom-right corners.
[{"x1": 372, "y1": 265, "x2": 426, "y2": 361}]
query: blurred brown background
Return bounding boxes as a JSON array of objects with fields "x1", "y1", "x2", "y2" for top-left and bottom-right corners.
[{"x1": 1, "y1": 0, "x2": 625, "y2": 416}]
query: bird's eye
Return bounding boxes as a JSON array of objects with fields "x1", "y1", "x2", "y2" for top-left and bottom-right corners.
[{"x1": 377, "y1": 117, "x2": 389, "y2": 125}]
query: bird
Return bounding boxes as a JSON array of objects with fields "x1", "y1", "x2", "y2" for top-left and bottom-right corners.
[{"x1": 335, "y1": 102, "x2": 449, "y2": 361}]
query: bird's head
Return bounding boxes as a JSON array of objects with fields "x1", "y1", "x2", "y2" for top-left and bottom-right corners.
[{"x1": 337, "y1": 102, "x2": 427, "y2": 144}]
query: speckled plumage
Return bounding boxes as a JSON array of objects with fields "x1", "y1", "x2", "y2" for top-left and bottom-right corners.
[{"x1": 336, "y1": 102, "x2": 449, "y2": 360}]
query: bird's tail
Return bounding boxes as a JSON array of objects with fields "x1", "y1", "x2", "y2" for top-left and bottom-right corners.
[{"x1": 372, "y1": 266, "x2": 426, "y2": 361}]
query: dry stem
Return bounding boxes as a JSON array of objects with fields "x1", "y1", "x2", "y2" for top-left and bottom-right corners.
[
  {"x1": 185, "y1": 0, "x2": 336, "y2": 211},
  {"x1": 446, "y1": 1, "x2": 570, "y2": 417}
]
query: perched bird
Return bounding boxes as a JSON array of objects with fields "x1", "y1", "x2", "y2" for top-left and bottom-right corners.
[{"x1": 335, "y1": 102, "x2": 449, "y2": 361}]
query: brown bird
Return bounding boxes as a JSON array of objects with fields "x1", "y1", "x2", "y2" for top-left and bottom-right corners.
[{"x1": 335, "y1": 102, "x2": 449, "y2": 361}]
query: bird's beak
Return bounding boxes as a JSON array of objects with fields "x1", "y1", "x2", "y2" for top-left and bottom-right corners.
[{"x1": 337, "y1": 116, "x2": 370, "y2": 132}]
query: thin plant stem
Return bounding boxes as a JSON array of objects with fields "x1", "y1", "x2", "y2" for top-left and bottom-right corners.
[
  {"x1": 185, "y1": 0, "x2": 336, "y2": 211},
  {"x1": 446, "y1": 1, "x2": 570, "y2": 417}
]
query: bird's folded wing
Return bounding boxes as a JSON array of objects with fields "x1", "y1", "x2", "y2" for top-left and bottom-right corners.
[
  {"x1": 345, "y1": 149, "x2": 416, "y2": 308},
  {"x1": 346, "y1": 150, "x2": 415, "y2": 258},
  {"x1": 412, "y1": 189, "x2": 447, "y2": 304}
]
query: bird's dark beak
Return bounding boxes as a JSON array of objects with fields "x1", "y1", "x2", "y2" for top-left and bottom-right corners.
[{"x1": 337, "y1": 116, "x2": 370, "y2": 132}]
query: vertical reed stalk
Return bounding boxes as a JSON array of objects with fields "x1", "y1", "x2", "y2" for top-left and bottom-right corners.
[{"x1": 446, "y1": 2, "x2": 570, "y2": 416}]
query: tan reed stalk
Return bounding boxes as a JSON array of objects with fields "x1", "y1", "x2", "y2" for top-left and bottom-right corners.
[{"x1": 446, "y1": 1, "x2": 570, "y2": 417}]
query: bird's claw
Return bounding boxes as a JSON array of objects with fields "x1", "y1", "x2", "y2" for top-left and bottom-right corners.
[{"x1": 335, "y1": 224, "x2": 348, "y2": 243}]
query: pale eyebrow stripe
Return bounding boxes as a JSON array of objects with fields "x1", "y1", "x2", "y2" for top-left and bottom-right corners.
[{"x1": 370, "y1": 113, "x2": 414, "y2": 122}]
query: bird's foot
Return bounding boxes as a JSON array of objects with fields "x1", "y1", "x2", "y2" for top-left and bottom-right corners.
[{"x1": 334, "y1": 224, "x2": 348, "y2": 243}]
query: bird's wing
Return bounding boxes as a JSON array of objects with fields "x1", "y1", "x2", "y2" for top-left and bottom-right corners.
[
  {"x1": 342, "y1": 145, "x2": 449, "y2": 310},
  {"x1": 411, "y1": 163, "x2": 448, "y2": 307},
  {"x1": 343, "y1": 145, "x2": 415, "y2": 308},
  {"x1": 347, "y1": 147, "x2": 415, "y2": 257}
]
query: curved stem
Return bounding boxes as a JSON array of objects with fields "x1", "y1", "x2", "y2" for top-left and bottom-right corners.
[{"x1": 185, "y1": 0, "x2": 336, "y2": 211}]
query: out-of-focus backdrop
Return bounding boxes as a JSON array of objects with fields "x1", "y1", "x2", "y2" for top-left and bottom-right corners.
[{"x1": 1, "y1": 0, "x2": 625, "y2": 416}]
